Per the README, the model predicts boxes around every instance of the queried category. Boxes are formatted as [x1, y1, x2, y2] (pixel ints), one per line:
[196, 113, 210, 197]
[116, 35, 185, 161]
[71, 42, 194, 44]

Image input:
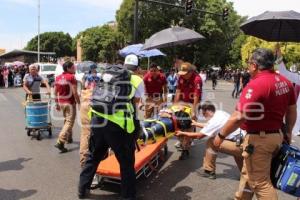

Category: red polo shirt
[177, 71, 202, 103]
[236, 70, 296, 131]
[55, 72, 77, 104]
[143, 72, 167, 95]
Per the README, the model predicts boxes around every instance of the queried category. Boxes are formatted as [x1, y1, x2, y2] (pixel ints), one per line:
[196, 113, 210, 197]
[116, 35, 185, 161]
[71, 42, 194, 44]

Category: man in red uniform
[174, 62, 202, 160]
[214, 48, 296, 200]
[143, 63, 167, 118]
[54, 61, 80, 153]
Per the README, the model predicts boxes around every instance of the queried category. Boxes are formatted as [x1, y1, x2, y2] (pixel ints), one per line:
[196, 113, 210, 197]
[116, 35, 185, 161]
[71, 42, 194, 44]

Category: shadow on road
[0, 158, 32, 172]
[136, 147, 200, 200]
[215, 161, 240, 181]
[68, 141, 80, 152]
[0, 188, 37, 200]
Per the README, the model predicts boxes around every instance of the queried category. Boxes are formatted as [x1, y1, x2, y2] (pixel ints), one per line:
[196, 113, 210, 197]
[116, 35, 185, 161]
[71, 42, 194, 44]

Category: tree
[77, 25, 125, 63]
[241, 36, 300, 67]
[116, 0, 245, 68]
[25, 32, 73, 57]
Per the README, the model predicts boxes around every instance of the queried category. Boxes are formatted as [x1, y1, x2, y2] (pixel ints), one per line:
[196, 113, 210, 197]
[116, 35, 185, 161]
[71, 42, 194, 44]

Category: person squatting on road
[175, 101, 244, 179]
[23, 63, 51, 101]
[214, 48, 297, 200]
[78, 54, 145, 200]
[174, 62, 202, 160]
[54, 61, 80, 153]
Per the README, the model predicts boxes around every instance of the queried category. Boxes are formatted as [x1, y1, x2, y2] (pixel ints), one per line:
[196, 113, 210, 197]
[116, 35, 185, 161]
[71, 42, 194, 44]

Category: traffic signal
[185, 0, 193, 15]
[222, 7, 229, 20]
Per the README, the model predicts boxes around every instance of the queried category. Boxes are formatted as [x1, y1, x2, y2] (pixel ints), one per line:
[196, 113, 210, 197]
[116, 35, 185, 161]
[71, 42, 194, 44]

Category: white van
[37, 63, 57, 86]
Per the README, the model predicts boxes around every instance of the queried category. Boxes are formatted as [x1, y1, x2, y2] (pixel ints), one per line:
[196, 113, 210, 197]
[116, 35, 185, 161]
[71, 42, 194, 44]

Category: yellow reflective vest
[89, 74, 143, 134]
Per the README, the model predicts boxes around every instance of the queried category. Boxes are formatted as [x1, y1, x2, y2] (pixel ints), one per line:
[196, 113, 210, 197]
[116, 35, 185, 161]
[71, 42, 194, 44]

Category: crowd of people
[8, 47, 298, 200]
[0, 65, 28, 88]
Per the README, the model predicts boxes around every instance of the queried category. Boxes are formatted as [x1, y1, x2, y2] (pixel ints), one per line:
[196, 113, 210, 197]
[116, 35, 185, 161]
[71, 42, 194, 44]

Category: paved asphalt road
[0, 81, 297, 200]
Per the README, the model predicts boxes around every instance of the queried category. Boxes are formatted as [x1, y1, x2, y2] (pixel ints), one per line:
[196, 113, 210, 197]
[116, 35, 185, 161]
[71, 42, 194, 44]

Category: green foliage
[241, 36, 300, 67]
[77, 25, 125, 63]
[25, 32, 73, 57]
[116, 0, 245, 69]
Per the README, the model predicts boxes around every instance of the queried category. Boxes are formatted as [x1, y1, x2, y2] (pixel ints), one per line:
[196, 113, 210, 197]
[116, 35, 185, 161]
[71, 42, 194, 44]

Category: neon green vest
[90, 74, 143, 134]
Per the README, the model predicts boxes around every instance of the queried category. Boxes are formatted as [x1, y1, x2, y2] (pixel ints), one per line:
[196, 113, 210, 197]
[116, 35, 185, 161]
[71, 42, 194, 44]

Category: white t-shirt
[199, 73, 206, 83]
[201, 110, 244, 140]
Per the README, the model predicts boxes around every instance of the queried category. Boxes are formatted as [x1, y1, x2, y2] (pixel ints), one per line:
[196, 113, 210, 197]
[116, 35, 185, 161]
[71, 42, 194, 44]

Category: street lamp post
[37, 0, 40, 63]
[134, 0, 139, 43]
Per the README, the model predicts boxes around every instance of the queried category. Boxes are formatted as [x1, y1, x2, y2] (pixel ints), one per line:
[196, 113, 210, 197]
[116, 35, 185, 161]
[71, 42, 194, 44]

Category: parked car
[37, 63, 57, 86]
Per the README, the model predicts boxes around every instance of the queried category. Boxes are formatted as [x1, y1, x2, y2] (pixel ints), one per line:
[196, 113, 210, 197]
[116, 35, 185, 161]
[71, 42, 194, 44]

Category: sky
[0, 0, 299, 51]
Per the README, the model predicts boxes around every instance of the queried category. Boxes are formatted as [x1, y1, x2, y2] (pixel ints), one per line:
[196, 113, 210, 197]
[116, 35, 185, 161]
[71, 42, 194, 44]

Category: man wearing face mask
[143, 63, 167, 119]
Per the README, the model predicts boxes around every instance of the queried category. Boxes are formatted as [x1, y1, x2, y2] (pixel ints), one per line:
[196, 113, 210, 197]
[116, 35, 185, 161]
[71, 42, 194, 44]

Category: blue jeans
[232, 83, 240, 98]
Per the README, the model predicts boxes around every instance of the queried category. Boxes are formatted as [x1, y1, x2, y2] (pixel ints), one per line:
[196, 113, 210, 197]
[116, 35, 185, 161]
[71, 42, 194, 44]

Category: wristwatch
[218, 132, 226, 140]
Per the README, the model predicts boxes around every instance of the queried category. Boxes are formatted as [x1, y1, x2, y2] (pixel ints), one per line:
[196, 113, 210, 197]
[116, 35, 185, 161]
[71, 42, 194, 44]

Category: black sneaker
[199, 169, 216, 179]
[54, 141, 68, 153]
[179, 150, 189, 160]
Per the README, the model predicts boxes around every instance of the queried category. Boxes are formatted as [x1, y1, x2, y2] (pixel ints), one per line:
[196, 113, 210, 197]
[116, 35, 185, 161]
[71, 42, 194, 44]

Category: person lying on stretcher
[175, 101, 245, 179]
[139, 104, 193, 145]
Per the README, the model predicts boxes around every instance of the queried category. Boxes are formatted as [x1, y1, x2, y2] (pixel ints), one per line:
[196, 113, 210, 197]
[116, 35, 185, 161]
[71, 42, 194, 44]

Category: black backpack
[90, 65, 132, 115]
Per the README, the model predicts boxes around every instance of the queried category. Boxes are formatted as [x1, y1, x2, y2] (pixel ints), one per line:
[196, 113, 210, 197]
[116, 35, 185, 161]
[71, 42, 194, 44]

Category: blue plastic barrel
[26, 102, 49, 128]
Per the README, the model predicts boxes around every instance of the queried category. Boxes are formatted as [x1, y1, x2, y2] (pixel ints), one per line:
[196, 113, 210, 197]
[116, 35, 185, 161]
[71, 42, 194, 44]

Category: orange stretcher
[95, 137, 168, 184]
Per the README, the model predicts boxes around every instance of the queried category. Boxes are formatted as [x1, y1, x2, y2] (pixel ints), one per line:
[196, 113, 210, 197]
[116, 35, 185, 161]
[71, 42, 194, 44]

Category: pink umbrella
[13, 61, 25, 67]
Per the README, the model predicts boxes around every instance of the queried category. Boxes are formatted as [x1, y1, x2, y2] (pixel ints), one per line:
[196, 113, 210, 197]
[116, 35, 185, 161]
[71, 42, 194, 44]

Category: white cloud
[2, 0, 36, 7]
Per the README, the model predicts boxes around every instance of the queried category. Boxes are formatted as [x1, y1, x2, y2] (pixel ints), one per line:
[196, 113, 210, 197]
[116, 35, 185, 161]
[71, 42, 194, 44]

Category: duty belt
[247, 130, 280, 135]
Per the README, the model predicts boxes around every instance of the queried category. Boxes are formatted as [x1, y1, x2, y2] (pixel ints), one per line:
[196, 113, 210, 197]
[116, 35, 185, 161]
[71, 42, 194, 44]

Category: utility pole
[134, 0, 139, 43]
[37, 0, 40, 63]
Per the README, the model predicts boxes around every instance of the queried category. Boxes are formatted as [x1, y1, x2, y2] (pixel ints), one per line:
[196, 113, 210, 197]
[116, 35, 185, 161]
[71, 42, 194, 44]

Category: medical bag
[271, 143, 300, 197]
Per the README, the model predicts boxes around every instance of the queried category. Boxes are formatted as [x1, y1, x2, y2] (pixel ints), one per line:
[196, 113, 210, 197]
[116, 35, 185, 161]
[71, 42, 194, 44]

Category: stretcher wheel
[27, 129, 31, 136]
[164, 145, 168, 156]
[48, 128, 52, 137]
[36, 131, 41, 140]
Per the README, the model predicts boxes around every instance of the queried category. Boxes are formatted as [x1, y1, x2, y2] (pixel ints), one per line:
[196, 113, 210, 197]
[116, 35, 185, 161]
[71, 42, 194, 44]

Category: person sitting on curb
[175, 101, 244, 179]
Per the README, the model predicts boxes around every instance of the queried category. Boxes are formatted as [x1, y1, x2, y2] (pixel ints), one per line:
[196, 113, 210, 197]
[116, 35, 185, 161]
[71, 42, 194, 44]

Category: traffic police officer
[78, 54, 145, 200]
[214, 48, 296, 200]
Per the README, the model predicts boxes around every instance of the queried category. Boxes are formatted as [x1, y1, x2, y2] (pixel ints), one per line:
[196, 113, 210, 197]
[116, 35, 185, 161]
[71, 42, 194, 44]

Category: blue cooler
[26, 102, 49, 128]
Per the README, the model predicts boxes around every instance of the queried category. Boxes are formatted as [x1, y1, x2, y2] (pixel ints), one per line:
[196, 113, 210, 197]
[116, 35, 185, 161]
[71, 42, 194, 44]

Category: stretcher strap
[145, 128, 156, 140]
[144, 119, 157, 123]
[156, 120, 168, 137]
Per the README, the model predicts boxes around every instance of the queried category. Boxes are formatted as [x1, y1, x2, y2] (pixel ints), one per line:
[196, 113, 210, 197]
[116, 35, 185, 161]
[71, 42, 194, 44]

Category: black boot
[179, 150, 189, 160]
[54, 141, 68, 153]
[78, 187, 90, 199]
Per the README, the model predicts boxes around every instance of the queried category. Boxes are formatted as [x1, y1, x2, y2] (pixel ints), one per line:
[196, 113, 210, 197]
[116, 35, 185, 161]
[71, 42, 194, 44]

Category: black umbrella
[142, 26, 205, 50]
[240, 10, 300, 42]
